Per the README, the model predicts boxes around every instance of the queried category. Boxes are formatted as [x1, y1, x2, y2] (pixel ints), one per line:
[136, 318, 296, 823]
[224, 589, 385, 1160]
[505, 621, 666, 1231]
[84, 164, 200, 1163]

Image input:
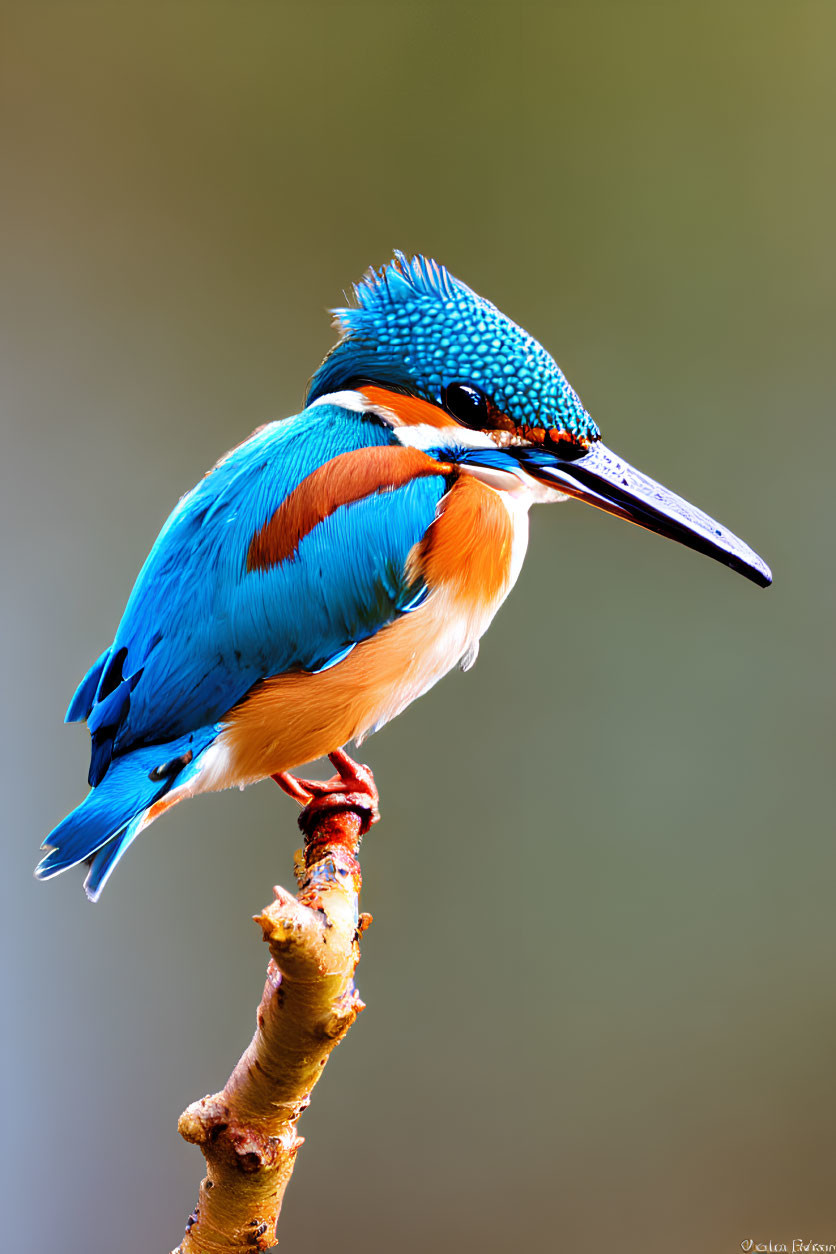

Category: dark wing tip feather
[65, 647, 111, 723]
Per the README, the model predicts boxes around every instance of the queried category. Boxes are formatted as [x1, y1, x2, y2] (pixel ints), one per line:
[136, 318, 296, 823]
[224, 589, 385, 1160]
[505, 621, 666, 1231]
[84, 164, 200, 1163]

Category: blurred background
[2, 4, 834, 1251]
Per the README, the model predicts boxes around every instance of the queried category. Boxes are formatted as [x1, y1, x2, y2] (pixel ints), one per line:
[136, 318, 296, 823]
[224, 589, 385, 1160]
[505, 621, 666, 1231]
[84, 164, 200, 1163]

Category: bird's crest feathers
[338, 252, 472, 331]
[308, 252, 600, 441]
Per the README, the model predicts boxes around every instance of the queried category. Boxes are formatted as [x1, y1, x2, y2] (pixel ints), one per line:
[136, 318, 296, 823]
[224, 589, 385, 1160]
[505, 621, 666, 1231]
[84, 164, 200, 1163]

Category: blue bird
[36, 254, 772, 899]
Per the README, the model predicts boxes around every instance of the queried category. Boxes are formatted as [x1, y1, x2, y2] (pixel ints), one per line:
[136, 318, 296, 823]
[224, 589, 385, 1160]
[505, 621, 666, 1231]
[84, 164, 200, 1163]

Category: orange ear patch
[360, 385, 459, 429]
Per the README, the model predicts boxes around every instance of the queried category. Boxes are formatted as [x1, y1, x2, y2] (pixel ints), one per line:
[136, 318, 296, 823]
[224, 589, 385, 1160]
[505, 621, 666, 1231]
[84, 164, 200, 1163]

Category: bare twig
[172, 802, 372, 1253]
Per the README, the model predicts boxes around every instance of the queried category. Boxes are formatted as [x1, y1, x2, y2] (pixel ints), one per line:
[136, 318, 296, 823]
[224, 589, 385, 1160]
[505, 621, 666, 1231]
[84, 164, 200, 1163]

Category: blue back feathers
[45, 252, 598, 896]
[66, 403, 449, 779]
[308, 252, 600, 441]
[43, 398, 452, 893]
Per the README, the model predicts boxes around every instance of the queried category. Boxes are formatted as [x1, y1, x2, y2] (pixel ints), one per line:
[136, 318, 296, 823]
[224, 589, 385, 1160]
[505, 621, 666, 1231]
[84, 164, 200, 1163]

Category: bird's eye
[441, 382, 490, 428]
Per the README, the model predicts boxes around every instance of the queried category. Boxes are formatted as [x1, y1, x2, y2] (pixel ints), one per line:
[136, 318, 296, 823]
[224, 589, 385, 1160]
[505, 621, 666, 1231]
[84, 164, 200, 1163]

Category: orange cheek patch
[247, 445, 449, 572]
[360, 385, 459, 429]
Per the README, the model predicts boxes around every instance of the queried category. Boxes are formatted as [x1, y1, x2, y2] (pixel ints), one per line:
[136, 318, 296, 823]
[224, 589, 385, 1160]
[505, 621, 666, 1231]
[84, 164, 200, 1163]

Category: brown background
[2, 4, 834, 1252]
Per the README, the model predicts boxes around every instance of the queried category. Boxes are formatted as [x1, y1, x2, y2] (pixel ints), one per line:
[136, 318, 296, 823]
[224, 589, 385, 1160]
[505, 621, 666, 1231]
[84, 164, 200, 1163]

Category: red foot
[272, 748, 380, 836]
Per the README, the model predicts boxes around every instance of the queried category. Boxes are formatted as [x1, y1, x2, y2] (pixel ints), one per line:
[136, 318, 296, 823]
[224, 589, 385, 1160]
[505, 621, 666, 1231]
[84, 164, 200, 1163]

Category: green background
[3, 4, 834, 1252]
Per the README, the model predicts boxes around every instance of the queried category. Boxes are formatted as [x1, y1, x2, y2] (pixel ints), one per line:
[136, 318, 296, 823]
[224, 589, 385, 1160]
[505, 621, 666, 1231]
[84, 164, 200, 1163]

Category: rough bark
[172, 804, 371, 1253]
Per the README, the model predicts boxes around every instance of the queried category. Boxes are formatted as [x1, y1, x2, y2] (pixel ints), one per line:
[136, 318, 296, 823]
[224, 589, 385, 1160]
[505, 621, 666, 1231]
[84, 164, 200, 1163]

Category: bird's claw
[272, 749, 380, 836]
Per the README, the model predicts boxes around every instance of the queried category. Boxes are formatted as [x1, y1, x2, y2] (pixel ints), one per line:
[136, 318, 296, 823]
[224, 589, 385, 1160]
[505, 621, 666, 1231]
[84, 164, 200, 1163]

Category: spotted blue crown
[307, 252, 600, 440]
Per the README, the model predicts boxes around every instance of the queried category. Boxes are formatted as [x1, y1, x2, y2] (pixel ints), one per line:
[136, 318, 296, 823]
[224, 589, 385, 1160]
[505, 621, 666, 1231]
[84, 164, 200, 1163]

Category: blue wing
[69, 403, 449, 784]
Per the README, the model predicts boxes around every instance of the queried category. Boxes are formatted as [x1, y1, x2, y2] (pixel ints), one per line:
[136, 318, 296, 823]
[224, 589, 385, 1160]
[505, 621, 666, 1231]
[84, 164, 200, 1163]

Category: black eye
[441, 382, 489, 428]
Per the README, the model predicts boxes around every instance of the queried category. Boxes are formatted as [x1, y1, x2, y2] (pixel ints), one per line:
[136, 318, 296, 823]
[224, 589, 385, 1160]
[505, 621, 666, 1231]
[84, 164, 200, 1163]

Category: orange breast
[407, 471, 515, 611]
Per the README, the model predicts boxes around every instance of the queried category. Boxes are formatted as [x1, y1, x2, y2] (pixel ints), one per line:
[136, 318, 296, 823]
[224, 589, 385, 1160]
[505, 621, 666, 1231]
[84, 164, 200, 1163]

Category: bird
[36, 253, 772, 900]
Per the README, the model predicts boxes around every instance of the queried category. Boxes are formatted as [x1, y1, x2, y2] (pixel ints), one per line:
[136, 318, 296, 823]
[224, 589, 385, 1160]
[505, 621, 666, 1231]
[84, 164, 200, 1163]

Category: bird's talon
[273, 751, 379, 835]
[271, 772, 313, 804]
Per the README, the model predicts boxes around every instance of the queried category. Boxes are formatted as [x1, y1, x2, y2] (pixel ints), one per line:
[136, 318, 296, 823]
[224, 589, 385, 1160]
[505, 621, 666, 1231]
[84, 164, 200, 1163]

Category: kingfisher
[36, 253, 772, 900]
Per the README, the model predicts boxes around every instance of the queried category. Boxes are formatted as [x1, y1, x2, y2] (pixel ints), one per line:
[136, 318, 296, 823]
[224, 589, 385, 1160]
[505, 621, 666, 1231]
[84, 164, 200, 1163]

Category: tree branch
[172, 802, 372, 1253]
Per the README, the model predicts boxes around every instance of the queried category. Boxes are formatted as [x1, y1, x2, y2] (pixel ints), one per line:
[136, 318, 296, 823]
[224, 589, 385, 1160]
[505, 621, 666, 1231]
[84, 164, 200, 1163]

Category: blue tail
[36, 726, 220, 901]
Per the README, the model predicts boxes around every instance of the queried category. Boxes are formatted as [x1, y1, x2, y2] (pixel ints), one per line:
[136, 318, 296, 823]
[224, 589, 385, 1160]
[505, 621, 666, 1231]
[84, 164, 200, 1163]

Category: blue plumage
[39, 398, 449, 894]
[40, 252, 772, 899]
[37, 726, 221, 899]
[65, 646, 110, 723]
[309, 251, 601, 441]
[76, 404, 445, 762]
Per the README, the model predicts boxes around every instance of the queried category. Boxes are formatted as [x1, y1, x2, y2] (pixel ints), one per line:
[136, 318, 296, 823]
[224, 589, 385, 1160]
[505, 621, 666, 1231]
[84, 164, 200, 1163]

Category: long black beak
[519, 441, 772, 588]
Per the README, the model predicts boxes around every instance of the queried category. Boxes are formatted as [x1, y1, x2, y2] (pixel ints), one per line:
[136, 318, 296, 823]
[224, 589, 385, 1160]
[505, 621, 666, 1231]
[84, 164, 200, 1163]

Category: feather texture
[73, 402, 451, 784]
[36, 724, 221, 893]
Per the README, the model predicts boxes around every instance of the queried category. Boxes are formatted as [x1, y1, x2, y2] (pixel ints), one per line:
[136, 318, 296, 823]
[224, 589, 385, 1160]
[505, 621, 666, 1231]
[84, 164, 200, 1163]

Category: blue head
[308, 253, 771, 588]
[307, 252, 600, 449]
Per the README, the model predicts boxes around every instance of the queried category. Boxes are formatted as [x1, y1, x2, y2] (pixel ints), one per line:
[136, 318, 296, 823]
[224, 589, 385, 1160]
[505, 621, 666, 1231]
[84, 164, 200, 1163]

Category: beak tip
[527, 441, 774, 591]
[733, 545, 772, 589]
